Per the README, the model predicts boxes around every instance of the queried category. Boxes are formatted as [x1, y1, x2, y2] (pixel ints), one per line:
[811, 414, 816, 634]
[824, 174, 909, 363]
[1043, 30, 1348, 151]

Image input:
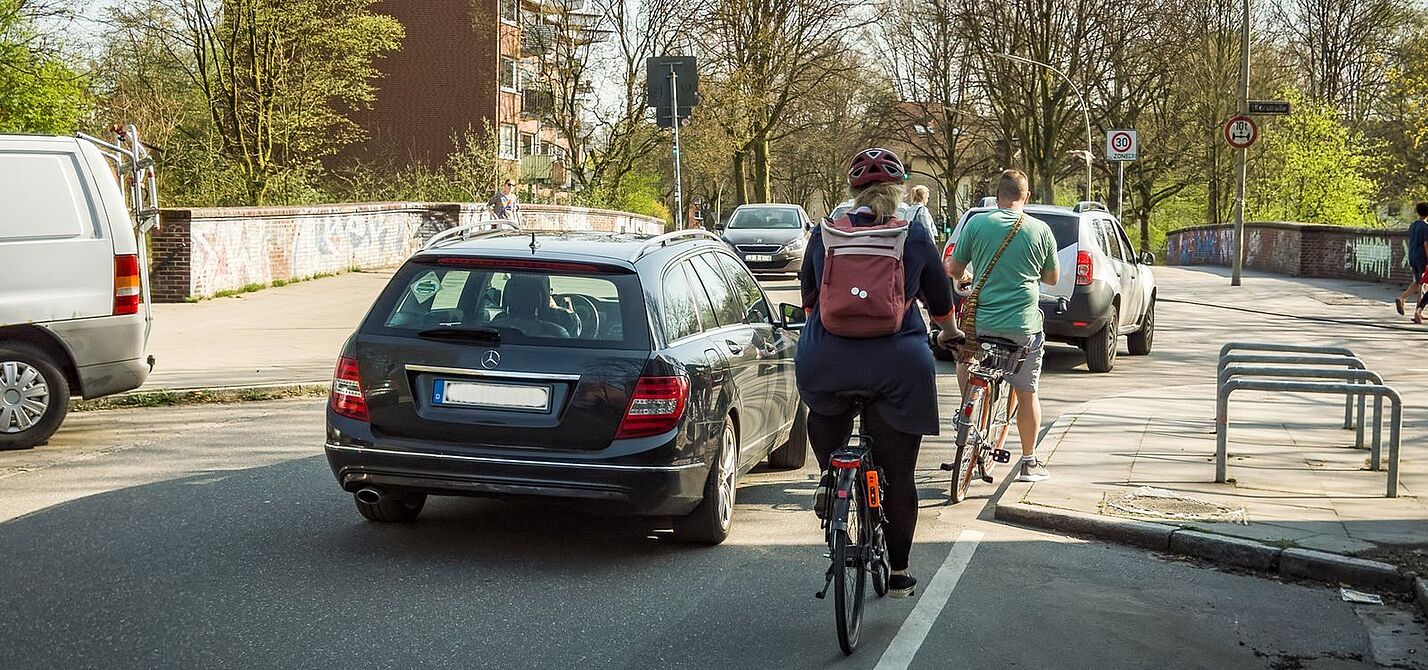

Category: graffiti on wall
[1166, 227, 1232, 265]
[191, 221, 272, 296]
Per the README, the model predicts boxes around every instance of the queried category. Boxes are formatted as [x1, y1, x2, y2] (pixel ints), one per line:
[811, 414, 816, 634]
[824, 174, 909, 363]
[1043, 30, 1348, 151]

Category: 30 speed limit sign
[1105, 130, 1138, 161]
[1224, 115, 1258, 149]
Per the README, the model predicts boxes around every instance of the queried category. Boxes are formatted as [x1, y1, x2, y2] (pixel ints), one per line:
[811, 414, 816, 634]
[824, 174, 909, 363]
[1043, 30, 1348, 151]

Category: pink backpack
[818, 214, 911, 338]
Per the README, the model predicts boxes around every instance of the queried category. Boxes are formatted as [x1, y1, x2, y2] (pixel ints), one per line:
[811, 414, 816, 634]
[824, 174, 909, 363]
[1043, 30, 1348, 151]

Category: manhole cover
[1310, 292, 1381, 307]
[1103, 487, 1246, 523]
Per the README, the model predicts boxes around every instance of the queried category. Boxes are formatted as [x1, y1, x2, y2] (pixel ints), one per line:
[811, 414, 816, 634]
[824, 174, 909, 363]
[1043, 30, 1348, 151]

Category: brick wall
[149, 202, 665, 301]
[1166, 222, 1414, 285]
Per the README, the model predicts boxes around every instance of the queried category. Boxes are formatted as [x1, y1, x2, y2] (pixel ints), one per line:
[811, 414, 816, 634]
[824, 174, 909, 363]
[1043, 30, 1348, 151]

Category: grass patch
[189, 271, 342, 301]
[71, 384, 329, 412]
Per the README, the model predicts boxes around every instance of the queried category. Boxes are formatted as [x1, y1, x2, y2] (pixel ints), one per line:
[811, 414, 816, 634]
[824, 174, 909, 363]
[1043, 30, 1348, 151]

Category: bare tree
[1271, 0, 1411, 125]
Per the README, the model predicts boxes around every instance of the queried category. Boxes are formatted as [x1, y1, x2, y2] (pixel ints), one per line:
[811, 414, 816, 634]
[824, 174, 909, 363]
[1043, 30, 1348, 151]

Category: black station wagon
[325, 227, 808, 544]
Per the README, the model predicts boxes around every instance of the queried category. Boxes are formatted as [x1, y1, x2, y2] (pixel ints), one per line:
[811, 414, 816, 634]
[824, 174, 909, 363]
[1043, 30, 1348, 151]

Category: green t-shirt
[952, 208, 1059, 337]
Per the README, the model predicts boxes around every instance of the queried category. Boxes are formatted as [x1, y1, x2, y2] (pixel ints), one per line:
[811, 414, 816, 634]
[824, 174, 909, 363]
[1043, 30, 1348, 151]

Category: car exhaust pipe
[355, 487, 383, 505]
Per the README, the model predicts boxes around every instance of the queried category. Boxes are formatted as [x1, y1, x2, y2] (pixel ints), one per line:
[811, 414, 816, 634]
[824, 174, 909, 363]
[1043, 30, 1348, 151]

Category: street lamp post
[993, 53, 1093, 203]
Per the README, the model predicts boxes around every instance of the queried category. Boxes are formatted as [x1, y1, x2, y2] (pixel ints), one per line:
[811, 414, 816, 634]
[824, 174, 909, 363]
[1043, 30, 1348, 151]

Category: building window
[520, 133, 538, 158]
[501, 0, 519, 23]
[501, 58, 518, 92]
[499, 125, 518, 160]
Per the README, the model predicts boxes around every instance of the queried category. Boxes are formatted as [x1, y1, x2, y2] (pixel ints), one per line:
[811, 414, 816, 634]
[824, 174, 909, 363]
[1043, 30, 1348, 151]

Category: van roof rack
[77, 125, 159, 233]
[629, 229, 722, 262]
[1072, 201, 1109, 214]
[421, 220, 520, 250]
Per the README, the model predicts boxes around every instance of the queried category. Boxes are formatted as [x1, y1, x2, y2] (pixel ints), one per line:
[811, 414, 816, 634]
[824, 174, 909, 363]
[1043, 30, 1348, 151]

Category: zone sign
[1105, 130, 1138, 161]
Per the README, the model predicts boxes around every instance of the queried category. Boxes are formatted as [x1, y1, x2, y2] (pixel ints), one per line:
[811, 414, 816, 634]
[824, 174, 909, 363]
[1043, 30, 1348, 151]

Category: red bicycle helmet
[847, 148, 905, 188]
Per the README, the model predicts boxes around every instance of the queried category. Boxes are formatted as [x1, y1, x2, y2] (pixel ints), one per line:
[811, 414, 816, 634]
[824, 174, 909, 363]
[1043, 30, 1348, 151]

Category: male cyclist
[945, 170, 1059, 482]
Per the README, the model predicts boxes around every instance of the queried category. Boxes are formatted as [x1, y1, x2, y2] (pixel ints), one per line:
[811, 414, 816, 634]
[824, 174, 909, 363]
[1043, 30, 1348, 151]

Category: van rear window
[367, 259, 650, 350]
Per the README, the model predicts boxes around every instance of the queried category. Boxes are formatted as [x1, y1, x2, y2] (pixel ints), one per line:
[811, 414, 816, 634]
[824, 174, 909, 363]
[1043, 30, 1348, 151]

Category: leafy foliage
[1250, 92, 1377, 225]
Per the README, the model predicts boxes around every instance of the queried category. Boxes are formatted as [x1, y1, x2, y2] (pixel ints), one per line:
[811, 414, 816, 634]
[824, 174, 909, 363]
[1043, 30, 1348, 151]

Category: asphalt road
[1, 268, 1423, 669]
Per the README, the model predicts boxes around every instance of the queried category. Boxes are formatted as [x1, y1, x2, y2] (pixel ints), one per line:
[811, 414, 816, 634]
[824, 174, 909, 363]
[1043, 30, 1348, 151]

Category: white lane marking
[873, 529, 985, 670]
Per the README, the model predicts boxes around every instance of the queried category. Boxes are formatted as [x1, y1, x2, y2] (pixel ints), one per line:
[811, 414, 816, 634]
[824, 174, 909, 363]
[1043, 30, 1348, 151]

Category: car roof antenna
[529, 232, 540, 254]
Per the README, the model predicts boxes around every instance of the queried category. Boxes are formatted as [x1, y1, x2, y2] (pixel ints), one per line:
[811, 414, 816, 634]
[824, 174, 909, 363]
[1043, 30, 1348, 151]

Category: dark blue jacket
[795, 211, 954, 435]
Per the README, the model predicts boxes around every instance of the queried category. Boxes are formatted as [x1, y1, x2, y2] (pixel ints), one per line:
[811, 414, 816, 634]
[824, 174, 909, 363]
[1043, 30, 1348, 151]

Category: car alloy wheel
[716, 425, 738, 531]
[0, 361, 49, 434]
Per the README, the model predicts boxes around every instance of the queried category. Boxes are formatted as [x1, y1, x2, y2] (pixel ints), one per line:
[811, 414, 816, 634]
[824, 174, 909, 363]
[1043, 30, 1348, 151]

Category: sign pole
[669, 65, 684, 230]
[1117, 161, 1125, 220]
[1232, 0, 1250, 287]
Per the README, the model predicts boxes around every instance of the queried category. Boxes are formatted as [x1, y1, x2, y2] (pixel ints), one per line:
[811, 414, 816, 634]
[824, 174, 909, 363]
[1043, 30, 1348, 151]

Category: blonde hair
[908, 184, 930, 205]
[851, 181, 904, 219]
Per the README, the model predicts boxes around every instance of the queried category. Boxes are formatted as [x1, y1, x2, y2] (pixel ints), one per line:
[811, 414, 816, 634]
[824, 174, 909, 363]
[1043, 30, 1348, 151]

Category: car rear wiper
[416, 327, 502, 343]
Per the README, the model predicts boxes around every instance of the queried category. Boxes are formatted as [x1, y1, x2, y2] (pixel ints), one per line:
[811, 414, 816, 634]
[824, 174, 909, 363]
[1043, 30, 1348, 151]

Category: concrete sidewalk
[141, 270, 392, 390]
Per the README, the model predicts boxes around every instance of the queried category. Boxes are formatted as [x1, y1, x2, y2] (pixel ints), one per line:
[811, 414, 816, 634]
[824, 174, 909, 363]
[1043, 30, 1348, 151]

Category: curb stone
[1415, 578, 1428, 619]
[69, 383, 330, 412]
[995, 500, 1412, 594]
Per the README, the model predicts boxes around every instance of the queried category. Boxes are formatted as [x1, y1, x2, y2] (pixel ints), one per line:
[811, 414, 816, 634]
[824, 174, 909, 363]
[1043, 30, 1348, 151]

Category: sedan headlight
[782, 237, 807, 252]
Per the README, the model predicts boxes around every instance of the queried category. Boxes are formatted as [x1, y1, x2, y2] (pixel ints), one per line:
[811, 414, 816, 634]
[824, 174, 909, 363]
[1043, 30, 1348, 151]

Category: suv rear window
[367, 258, 650, 350]
[956, 210, 1079, 250]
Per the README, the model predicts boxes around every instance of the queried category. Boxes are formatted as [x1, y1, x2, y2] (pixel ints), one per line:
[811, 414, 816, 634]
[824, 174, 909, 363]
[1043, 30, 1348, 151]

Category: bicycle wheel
[832, 470, 867, 655]
[870, 523, 890, 597]
[988, 387, 1016, 453]
[950, 386, 984, 503]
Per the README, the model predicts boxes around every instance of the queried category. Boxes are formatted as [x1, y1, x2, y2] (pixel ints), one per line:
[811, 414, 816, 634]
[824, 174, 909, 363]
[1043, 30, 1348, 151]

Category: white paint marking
[873, 529, 985, 670]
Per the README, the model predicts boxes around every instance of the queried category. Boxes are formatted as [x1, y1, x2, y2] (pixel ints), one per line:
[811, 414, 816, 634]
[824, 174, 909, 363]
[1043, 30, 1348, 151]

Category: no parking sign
[1106, 130, 1138, 161]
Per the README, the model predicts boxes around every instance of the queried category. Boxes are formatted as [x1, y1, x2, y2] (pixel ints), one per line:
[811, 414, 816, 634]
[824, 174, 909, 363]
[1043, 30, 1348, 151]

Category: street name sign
[1224, 115, 1258, 149]
[1248, 100, 1292, 116]
[1106, 129, 1138, 161]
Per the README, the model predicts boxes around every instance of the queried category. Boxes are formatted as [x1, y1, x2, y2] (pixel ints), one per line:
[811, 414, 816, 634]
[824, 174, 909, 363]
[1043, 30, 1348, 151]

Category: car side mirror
[779, 303, 806, 330]
[1139, 251, 1155, 266]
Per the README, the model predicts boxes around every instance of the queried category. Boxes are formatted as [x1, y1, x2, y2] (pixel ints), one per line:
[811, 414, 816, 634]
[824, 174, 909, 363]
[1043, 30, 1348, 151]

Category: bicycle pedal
[981, 473, 995, 484]
[938, 462, 954, 471]
[992, 449, 1012, 463]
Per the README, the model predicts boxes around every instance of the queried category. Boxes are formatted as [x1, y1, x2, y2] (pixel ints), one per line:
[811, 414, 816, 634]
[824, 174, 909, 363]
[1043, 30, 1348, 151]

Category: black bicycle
[815, 394, 891, 655]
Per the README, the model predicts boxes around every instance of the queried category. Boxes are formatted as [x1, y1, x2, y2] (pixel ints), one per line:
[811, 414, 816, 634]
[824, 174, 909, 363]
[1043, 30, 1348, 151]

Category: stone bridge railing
[1165, 222, 1414, 285]
[149, 202, 667, 301]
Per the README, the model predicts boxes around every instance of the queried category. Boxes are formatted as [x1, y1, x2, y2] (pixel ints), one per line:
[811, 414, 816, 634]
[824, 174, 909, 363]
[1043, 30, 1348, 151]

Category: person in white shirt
[906, 184, 938, 241]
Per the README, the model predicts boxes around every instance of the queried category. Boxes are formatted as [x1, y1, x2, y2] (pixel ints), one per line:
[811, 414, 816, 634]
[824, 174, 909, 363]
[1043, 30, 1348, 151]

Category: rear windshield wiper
[416, 327, 502, 343]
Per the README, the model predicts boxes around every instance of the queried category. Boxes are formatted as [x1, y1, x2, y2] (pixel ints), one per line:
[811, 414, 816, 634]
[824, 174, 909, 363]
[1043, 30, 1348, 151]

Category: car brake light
[330, 356, 370, 421]
[943, 243, 955, 261]
[114, 254, 141, 315]
[1076, 250, 1094, 286]
[616, 375, 689, 439]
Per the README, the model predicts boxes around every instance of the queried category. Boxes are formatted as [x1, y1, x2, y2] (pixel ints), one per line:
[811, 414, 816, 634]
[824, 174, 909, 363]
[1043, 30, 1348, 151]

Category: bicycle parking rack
[1215, 343, 1404, 498]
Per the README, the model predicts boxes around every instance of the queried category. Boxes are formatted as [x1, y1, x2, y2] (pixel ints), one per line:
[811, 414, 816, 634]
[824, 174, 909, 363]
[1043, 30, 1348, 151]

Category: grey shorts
[980, 331, 1045, 393]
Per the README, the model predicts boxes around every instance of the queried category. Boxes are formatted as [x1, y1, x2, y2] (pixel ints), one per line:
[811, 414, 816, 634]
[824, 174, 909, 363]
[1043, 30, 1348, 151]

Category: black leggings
[809, 405, 922, 572]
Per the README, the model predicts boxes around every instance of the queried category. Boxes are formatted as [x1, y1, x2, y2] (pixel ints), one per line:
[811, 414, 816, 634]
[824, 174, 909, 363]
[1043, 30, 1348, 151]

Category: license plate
[433, 380, 550, 411]
[746, 254, 773, 262]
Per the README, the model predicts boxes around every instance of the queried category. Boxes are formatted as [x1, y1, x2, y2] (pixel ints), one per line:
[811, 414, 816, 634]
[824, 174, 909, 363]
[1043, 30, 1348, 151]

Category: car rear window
[366, 258, 650, 350]
[956, 210, 1080, 250]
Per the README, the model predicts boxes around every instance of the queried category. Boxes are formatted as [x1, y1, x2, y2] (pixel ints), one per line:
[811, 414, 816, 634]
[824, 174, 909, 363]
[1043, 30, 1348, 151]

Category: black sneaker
[813, 471, 832, 520]
[888, 574, 917, 599]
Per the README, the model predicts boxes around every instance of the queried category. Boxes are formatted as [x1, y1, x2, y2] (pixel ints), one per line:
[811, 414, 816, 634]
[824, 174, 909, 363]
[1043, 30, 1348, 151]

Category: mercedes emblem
[482, 350, 501, 369]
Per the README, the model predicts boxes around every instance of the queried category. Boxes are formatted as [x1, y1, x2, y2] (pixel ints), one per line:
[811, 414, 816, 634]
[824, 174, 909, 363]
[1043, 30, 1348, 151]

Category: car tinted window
[662, 262, 703, 342]
[714, 252, 773, 324]
[728, 206, 803, 229]
[689, 253, 744, 327]
[682, 261, 718, 332]
[1097, 220, 1126, 261]
[371, 259, 649, 349]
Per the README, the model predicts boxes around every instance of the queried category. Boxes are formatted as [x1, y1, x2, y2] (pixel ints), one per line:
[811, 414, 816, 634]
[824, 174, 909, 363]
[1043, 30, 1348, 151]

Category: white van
[0, 129, 157, 449]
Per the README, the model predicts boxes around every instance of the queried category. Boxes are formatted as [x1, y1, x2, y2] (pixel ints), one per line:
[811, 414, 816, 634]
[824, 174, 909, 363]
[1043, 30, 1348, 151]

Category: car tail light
[1075, 250, 1094, 286]
[330, 356, 370, 421]
[616, 375, 689, 439]
[114, 254, 142, 315]
[942, 243, 955, 262]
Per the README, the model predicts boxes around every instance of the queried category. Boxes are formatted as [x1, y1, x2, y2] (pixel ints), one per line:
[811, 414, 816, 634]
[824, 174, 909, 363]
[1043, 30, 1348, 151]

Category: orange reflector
[865, 470, 881, 508]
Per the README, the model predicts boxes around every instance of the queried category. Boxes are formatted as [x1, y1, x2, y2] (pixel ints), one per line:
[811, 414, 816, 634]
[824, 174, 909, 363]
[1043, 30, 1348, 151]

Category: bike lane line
[873, 529, 985, 670]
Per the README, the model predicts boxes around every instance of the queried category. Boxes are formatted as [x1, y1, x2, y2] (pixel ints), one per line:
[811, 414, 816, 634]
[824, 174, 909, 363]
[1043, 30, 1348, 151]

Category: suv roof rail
[1072, 201, 1109, 214]
[629, 229, 722, 262]
[421, 220, 520, 250]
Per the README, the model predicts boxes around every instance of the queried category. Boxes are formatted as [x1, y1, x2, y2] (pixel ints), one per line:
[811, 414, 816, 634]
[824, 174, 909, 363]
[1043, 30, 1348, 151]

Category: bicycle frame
[947, 341, 1027, 501]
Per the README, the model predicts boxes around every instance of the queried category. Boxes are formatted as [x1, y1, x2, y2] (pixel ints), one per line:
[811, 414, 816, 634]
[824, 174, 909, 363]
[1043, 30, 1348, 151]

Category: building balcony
[522, 88, 555, 119]
[521, 154, 570, 187]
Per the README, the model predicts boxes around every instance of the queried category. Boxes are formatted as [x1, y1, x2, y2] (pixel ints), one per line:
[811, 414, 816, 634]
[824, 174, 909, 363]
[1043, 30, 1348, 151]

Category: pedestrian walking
[488, 179, 520, 223]
[906, 184, 938, 241]
[1397, 202, 1428, 322]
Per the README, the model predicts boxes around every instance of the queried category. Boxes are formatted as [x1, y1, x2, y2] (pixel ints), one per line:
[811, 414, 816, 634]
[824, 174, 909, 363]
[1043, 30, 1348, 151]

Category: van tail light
[1075, 250, 1094, 286]
[114, 254, 142, 315]
[330, 356, 370, 422]
[616, 375, 689, 439]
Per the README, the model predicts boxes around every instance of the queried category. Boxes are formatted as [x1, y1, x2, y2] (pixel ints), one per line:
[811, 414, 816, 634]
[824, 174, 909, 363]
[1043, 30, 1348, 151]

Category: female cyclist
[796, 148, 962, 598]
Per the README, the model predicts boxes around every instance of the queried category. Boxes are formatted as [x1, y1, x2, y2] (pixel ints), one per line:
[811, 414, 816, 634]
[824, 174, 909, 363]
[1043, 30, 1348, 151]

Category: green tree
[0, 0, 87, 134]
[1250, 92, 1377, 225]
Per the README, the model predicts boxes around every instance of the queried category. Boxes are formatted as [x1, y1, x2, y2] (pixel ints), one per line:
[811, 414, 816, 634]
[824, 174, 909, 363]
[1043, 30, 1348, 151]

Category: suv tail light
[330, 356, 370, 421]
[616, 375, 689, 439]
[114, 254, 142, 315]
[1075, 250, 1094, 286]
[942, 243, 955, 262]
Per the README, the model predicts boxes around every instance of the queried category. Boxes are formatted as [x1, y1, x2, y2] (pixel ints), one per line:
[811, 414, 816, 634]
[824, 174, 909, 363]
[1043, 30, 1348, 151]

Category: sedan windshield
[728, 207, 802, 229]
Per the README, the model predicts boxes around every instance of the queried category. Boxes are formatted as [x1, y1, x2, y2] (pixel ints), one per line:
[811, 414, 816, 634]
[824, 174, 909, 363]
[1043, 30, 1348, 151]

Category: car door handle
[725, 340, 745, 355]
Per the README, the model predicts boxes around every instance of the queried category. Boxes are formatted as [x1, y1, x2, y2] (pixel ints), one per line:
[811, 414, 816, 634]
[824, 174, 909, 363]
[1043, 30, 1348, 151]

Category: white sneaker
[1015, 458, 1050, 482]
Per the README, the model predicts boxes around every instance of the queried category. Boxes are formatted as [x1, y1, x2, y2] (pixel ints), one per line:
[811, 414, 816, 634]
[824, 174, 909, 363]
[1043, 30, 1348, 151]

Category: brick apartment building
[349, 0, 571, 190]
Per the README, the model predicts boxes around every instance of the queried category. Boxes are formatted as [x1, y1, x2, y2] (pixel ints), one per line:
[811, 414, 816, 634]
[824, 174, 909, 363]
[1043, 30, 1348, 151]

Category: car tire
[1085, 306, 1118, 373]
[1128, 301, 1154, 356]
[354, 491, 426, 523]
[674, 416, 738, 545]
[0, 343, 70, 451]
[768, 403, 808, 470]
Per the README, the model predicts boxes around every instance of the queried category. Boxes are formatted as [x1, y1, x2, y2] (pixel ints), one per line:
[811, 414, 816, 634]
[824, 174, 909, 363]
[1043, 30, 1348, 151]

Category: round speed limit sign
[1224, 115, 1258, 149]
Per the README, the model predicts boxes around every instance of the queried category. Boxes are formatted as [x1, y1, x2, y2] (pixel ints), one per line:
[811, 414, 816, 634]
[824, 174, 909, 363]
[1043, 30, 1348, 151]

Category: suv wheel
[768, 403, 808, 469]
[674, 416, 738, 545]
[0, 344, 70, 451]
[354, 490, 427, 523]
[1128, 301, 1155, 356]
[1085, 307, 1118, 373]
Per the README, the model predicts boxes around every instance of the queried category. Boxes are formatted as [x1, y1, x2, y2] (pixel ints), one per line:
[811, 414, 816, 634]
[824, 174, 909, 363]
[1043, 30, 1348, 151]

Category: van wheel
[354, 491, 426, 523]
[768, 403, 808, 469]
[0, 344, 70, 451]
[1128, 302, 1155, 356]
[674, 416, 738, 545]
[1085, 307, 1118, 373]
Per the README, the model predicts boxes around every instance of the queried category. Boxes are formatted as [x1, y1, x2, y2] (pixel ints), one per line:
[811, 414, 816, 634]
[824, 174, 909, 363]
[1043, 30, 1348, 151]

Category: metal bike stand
[1218, 365, 1386, 453]
[1218, 353, 1370, 443]
[1218, 343, 1360, 430]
